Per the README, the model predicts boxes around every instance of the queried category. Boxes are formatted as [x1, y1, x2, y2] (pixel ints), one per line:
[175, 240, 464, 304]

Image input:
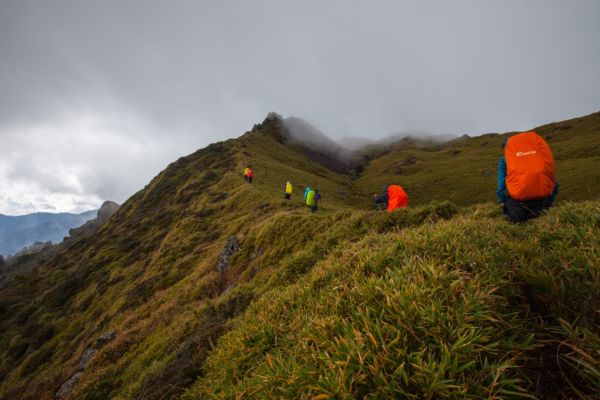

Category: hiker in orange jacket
[373, 185, 408, 212]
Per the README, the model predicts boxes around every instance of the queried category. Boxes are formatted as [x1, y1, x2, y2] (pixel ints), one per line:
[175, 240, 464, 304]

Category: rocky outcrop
[96, 331, 116, 343]
[77, 348, 98, 371]
[55, 372, 83, 399]
[216, 236, 240, 273]
[67, 201, 120, 239]
[97, 201, 120, 222]
[265, 111, 282, 122]
[56, 331, 116, 399]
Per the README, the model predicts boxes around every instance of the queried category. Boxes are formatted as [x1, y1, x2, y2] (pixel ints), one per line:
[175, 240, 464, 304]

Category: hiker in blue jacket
[303, 186, 311, 202]
[497, 136, 558, 222]
[496, 138, 559, 208]
[496, 154, 508, 207]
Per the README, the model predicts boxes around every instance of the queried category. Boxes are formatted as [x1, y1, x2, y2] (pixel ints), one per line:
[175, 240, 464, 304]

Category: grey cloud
[283, 116, 350, 154]
[1, 0, 599, 213]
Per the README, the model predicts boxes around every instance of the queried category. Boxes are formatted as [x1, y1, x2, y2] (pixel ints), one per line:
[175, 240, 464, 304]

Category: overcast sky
[1, 0, 599, 215]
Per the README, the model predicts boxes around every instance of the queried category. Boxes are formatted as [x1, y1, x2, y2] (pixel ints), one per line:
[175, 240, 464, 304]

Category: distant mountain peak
[265, 111, 283, 122]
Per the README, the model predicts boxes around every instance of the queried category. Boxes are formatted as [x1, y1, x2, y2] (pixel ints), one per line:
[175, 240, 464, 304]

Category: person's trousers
[504, 196, 552, 222]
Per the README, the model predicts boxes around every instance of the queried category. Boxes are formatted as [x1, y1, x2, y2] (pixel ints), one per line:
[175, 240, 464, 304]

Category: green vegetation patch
[185, 202, 600, 399]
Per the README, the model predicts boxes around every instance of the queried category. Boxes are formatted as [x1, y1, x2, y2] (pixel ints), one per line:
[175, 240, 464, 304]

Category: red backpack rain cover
[387, 185, 408, 212]
[505, 131, 555, 201]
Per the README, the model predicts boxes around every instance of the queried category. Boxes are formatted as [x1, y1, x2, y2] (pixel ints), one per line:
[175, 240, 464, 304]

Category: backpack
[387, 185, 408, 211]
[505, 131, 555, 201]
[306, 190, 316, 206]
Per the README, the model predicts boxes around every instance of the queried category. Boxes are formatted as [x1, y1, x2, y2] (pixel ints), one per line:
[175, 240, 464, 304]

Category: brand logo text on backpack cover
[515, 150, 537, 157]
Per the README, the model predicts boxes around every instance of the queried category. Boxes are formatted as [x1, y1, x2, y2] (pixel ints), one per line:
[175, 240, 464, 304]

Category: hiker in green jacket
[306, 188, 317, 212]
[306, 189, 321, 212]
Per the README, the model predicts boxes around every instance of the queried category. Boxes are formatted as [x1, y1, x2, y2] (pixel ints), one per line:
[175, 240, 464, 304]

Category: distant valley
[0, 201, 119, 257]
[0, 210, 97, 256]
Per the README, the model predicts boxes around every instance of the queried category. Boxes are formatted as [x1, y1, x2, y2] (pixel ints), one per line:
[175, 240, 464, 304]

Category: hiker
[243, 166, 254, 184]
[497, 131, 558, 222]
[285, 181, 293, 200]
[303, 186, 311, 202]
[306, 188, 318, 212]
[373, 184, 408, 212]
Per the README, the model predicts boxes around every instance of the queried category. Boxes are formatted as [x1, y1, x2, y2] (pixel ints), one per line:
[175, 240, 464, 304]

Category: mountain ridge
[0, 111, 598, 399]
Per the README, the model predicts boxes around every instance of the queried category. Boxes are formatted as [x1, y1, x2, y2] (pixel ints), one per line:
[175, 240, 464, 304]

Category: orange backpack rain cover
[387, 185, 408, 212]
[505, 131, 555, 201]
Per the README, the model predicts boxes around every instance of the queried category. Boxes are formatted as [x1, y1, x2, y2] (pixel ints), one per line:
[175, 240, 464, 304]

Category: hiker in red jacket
[373, 185, 408, 212]
[243, 166, 254, 184]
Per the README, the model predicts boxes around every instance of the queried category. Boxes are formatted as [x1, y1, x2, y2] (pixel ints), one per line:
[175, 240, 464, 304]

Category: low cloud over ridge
[1, 1, 599, 213]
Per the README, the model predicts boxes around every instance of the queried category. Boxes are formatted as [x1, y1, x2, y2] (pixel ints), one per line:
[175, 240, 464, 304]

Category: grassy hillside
[0, 116, 365, 400]
[184, 201, 600, 399]
[354, 111, 600, 206]
[0, 112, 599, 399]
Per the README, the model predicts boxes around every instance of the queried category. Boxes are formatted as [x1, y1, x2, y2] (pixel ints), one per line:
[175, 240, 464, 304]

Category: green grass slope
[0, 116, 367, 400]
[353, 111, 600, 206]
[183, 201, 600, 399]
[0, 113, 598, 399]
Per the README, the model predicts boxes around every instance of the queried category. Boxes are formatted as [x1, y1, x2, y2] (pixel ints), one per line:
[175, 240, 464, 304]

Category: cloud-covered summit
[1, 0, 599, 214]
